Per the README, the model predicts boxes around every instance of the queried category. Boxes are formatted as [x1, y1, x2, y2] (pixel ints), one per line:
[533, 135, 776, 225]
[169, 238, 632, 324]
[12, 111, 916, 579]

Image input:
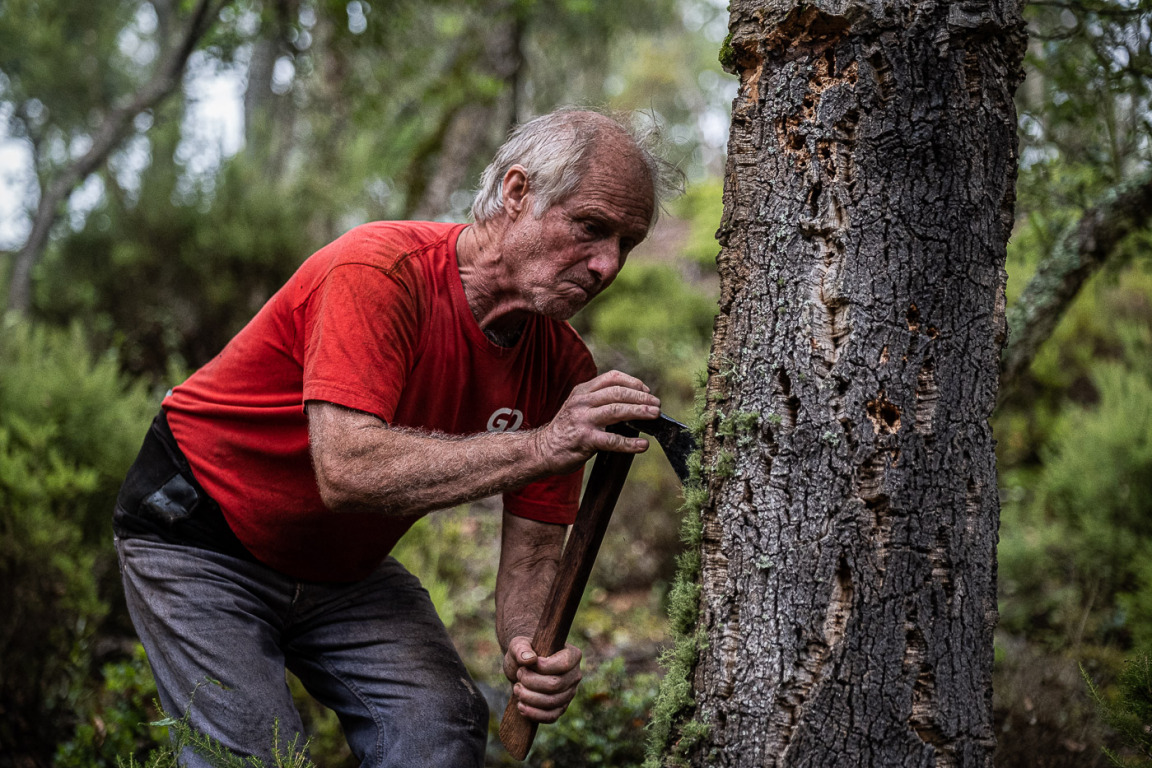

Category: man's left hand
[503, 636, 583, 723]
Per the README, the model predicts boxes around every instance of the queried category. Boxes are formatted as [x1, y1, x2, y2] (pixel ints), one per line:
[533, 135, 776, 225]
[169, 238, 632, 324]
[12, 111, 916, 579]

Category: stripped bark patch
[822, 555, 854, 649]
[915, 358, 939, 435]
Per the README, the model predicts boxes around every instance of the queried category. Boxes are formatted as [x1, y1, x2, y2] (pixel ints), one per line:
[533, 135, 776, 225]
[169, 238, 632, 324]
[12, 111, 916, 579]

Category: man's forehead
[575, 147, 654, 216]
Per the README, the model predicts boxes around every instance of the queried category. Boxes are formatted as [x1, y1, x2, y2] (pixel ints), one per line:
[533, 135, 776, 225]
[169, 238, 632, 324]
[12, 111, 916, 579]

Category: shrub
[0, 319, 155, 762]
[527, 657, 659, 768]
[999, 359, 1152, 650]
[575, 262, 716, 399]
[1085, 653, 1152, 767]
[54, 644, 165, 767]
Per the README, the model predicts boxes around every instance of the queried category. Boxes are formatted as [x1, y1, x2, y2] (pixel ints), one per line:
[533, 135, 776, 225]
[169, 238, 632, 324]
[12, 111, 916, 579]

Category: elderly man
[113, 108, 680, 766]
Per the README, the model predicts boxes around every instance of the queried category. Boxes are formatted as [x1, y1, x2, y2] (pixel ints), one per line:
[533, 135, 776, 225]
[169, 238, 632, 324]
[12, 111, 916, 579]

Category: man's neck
[455, 221, 531, 344]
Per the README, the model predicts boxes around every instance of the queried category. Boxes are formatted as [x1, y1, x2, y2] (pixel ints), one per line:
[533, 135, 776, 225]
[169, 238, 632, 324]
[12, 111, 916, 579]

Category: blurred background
[1, 0, 1150, 765]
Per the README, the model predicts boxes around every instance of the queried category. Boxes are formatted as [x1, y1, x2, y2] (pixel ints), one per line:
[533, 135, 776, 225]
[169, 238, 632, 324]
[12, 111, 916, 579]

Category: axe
[498, 413, 696, 760]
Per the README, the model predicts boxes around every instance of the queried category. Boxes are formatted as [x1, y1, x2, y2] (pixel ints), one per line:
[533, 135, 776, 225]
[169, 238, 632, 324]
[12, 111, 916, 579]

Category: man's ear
[502, 165, 530, 220]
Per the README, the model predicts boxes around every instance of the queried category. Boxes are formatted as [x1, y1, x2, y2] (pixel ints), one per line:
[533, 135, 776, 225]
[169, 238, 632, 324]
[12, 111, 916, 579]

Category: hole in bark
[866, 392, 901, 434]
[806, 180, 823, 216]
[826, 296, 850, 338]
[836, 108, 860, 141]
[785, 394, 801, 427]
[776, 368, 801, 430]
[777, 114, 809, 164]
[879, 345, 890, 365]
[907, 303, 921, 332]
[816, 140, 837, 179]
[778, 367, 793, 397]
[822, 47, 836, 78]
[769, 7, 851, 58]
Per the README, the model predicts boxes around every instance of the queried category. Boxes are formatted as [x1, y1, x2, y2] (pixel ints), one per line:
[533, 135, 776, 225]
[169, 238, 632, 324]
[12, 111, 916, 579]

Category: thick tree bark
[4, 0, 227, 315]
[663, 0, 1026, 765]
[999, 169, 1152, 397]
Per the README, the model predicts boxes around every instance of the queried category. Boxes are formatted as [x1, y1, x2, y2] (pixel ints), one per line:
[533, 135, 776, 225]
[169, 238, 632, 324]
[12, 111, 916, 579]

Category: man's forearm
[495, 512, 565, 650]
[309, 402, 555, 517]
[308, 371, 661, 518]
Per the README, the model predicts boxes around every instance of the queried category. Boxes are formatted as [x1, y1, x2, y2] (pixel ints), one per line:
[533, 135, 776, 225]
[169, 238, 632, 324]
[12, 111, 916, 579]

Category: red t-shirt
[164, 221, 597, 582]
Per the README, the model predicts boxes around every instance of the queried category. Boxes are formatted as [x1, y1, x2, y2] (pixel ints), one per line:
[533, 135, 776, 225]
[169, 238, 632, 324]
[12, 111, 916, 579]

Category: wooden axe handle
[498, 439, 637, 760]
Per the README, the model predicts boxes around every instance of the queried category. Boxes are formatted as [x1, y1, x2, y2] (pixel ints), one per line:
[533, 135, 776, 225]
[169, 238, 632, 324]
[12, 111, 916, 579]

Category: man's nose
[586, 240, 624, 286]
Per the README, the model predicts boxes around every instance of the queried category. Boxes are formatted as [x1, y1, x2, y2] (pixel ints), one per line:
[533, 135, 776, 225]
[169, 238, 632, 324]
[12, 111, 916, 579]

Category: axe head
[624, 414, 696, 484]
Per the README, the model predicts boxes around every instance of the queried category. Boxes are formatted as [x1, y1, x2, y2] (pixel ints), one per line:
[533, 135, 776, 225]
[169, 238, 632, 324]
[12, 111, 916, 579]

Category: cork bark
[681, 0, 1026, 765]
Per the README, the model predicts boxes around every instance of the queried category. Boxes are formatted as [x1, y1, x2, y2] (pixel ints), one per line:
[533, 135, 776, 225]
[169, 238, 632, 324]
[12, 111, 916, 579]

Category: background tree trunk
[3, 0, 226, 316]
[665, 0, 1026, 764]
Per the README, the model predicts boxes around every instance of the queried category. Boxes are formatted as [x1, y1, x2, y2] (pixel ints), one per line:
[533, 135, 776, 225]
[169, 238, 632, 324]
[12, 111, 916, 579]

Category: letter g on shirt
[487, 408, 524, 432]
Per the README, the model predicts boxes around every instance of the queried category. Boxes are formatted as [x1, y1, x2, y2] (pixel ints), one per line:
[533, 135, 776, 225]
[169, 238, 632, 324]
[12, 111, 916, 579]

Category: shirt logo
[487, 407, 524, 432]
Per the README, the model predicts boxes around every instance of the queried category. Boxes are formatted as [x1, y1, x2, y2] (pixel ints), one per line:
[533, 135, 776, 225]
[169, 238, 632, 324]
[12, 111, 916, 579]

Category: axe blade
[625, 414, 696, 484]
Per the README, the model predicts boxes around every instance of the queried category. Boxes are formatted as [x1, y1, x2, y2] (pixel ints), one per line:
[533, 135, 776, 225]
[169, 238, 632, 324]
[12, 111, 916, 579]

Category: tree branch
[407, 7, 522, 221]
[999, 168, 1152, 398]
[5, 0, 229, 314]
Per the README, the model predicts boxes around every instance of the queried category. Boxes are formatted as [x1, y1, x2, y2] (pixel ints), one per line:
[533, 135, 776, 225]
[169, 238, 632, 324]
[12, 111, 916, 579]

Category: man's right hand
[532, 370, 660, 475]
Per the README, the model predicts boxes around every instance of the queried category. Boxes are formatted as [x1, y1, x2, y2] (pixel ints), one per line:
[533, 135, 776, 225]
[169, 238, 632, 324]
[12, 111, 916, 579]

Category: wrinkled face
[502, 142, 655, 321]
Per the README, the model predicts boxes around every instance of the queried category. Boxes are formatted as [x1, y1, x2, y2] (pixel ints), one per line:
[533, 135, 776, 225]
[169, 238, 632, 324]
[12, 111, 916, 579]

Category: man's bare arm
[307, 369, 659, 517]
[495, 511, 564, 647]
[496, 511, 582, 723]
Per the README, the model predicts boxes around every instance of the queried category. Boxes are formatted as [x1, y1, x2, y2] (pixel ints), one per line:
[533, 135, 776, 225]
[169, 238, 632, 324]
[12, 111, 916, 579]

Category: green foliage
[0, 0, 141, 148]
[55, 644, 166, 768]
[644, 427, 707, 767]
[1085, 654, 1152, 767]
[1000, 358, 1152, 647]
[391, 507, 500, 633]
[0, 319, 156, 759]
[116, 709, 315, 768]
[35, 151, 316, 379]
[576, 262, 716, 398]
[527, 657, 659, 768]
[997, 263, 1152, 652]
[670, 179, 724, 271]
[718, 32, 736, 70]
[1021, 0, 1152, 181]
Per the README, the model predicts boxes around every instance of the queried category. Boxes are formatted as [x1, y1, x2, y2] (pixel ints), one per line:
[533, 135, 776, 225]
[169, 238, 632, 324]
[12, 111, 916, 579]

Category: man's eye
[581, 221, 602, 237]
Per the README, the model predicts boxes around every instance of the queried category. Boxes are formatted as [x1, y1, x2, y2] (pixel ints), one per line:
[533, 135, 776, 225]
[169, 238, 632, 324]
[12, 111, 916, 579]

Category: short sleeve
[503, 468, 585, 524]
[301, 262, 424, 422]
[502, 335, 599, 526]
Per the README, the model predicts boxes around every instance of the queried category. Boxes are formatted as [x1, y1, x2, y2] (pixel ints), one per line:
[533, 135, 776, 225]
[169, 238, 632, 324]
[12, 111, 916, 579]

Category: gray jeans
[116, 536, 488, 767]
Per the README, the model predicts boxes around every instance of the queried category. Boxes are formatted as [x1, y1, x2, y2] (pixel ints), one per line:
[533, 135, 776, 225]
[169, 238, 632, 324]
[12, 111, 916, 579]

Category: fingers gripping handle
[499, 438, 637, 760]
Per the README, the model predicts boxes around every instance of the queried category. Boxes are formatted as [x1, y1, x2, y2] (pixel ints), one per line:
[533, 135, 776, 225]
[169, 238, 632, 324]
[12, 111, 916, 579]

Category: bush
[999, 358, 1152, 650]
[575, 262, 716, 399]
[527, 657, 659, 768]
[0, 319, 156, 763]
[1085, 653, 1152, 767]
[54, 644, 165, 768]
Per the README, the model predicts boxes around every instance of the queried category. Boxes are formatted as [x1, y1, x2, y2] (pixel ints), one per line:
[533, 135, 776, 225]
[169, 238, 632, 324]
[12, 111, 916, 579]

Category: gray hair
[470, 108, 684, 227]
